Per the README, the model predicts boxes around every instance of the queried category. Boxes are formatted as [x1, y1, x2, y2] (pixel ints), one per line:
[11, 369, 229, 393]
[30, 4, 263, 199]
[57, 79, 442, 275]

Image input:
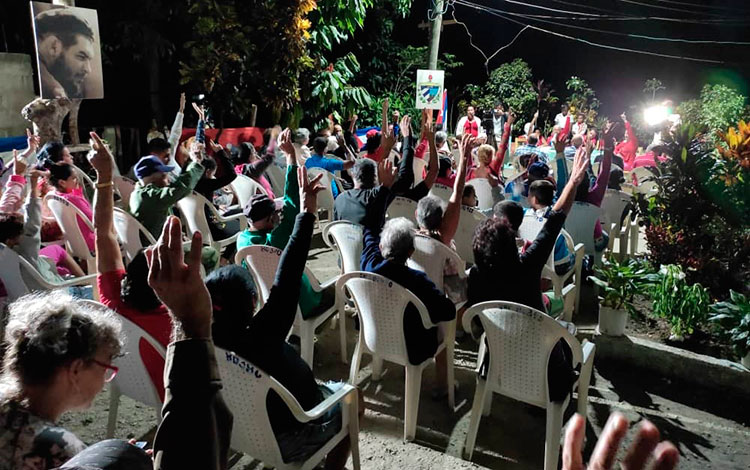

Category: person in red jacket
[616, 113, 639, 170]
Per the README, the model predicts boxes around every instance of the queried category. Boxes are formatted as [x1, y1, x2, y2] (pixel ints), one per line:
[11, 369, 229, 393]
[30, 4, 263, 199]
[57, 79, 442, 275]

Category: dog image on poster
[30, 2, 104, 100]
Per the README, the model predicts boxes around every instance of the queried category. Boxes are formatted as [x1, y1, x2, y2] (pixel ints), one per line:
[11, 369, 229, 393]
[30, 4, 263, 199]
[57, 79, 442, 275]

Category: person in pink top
[615, 113, 638, 170]
[42, 161, 95, 253]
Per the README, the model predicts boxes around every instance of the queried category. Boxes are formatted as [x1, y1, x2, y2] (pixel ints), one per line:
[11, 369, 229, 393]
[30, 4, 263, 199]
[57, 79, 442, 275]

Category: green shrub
[650, 265, 711, 337]
[709, 290, 750, 358]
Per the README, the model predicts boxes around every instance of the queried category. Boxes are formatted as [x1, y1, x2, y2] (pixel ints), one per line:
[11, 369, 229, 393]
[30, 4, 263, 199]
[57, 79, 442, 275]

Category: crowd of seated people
[0, 96, 680, 470]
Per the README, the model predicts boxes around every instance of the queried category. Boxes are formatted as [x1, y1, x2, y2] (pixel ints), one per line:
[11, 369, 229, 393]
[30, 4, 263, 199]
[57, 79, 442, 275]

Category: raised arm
[18, 129, 40, 165]
[588, 125, 616, 206]
[552, 146, 589, 215]
[527, 110, 539, 136]
[0, 151, 27, 213]
[440, 134, 472, 244]
[423, 114, 439, 189]
[90, 132, 124, 274]
[554, 137, 570, 198]
[489, 111, 515, 176]
[201, 141, 237, 192]
[192, 102, 206, 144]
[392, 115, 415, 195]
[167, 93, 186, 175]
[250, 167, 323, 343]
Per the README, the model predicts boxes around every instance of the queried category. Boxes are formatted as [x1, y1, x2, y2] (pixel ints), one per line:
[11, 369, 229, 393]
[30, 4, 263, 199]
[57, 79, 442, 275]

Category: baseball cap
[134, 155, 174, 180]
[243, 194, 282, 222]
[528, 162, 550, 179]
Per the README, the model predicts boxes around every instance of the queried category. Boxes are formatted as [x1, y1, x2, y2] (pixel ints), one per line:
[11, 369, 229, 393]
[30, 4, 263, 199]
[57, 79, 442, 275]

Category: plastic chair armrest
[581, 339, 595, 366]
[273, 381, 357, 423]
[52, 273, 97, 288]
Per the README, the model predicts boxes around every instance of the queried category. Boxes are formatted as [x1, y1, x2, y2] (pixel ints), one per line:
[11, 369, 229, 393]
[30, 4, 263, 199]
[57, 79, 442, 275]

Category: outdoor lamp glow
[644, 105, 668, 126]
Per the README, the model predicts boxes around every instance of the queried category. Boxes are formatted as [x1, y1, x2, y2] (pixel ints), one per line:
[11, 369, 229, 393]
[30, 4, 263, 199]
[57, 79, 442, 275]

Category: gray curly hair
[0, 291, 123, 400]
[416, 195, 445, 232]
[380, 217, 415, 263]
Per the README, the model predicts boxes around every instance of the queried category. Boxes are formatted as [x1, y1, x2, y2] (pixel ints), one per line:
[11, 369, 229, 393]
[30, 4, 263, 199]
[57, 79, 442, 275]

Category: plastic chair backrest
[45, 194, 93, 261]
[235, 245, 281, 305]
[564, 202, 600, 256]
[453, 206, 487, 264]
[466, 178, 494, 211]
[322, 221, 363, 275]
[518, 213, 574, 277]
[231, 174, 267, 209]
[631, 166, 658, 194]
[413, 158, 427, 185]
[305, 167, 335, 212]
[386, 197, 418, 225]
[78, 301, 166, 408]
[175, 192, 214, 243]
[73, 165, 96, 201]
[341, 272, 427, 364]
[466, 301, 580, 408]
[428, 183, 452, 202]
[113, 176, 136, 207]
[601, 189, 631, 229]
[0, 244, 29, 300]
[113, 208, 156, 262]
[265, 164, 286, 197]
[407, 234, 464, 291]
[215, 348, 287, 464]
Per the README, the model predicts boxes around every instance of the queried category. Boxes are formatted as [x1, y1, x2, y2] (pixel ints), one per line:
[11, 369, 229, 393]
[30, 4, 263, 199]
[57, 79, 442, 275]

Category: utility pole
[428, 0, 443, 69]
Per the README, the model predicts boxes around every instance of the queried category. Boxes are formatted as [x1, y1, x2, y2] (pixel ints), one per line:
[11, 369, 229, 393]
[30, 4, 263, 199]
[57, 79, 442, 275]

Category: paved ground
[62, 231, 750, 469]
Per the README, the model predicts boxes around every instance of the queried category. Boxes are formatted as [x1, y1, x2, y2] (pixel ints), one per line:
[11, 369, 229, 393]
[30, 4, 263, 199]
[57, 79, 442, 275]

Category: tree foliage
[465, 59, 538, 129]
[565, 76, 599, 124]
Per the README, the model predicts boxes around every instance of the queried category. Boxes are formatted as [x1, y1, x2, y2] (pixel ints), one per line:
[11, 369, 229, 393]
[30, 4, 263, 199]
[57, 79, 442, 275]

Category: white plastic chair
[601, 189, 632, 259]
[428, 183, 452, 202]
[412, 157, 427, 185]
[322, 221, 363, 277]
[44, 194, 96, 273]
[461, 301, 595, 470]
[305, 168, 336, 225]
[235, 245, 341, 366]
[18, 255, 97, 292]
[176, 192, 247, 254]
[265, 164, 286, 197]
[453, 206, 487, 265]
[631, 166, 659, 195]
[73, 164, 96, 201]
[216, 348, 360, 470]
[113, 208, 155, 263]
[339, 271, 455, 441]
[466, 178, 494, 212]
[407, 234, 467, 308]
[564, 201, 601, 258]
[385, 196, 418, 226]
[76, 304, 166, 439]
[518, 215, 584, 320]
[113, 176, 136, 210]
[230, 174, 269, 208]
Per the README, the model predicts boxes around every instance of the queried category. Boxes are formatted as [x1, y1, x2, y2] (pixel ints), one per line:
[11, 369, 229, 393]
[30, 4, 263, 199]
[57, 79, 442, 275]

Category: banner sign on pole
[416, 69, 444, 110]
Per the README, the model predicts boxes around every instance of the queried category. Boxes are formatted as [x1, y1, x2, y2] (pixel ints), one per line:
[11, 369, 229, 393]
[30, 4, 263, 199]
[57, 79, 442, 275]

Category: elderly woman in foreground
[0, 290, 123, 469]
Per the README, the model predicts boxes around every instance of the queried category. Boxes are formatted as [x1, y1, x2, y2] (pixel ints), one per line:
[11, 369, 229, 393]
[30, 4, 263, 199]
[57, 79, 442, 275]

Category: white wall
[0, 53, 37, 138]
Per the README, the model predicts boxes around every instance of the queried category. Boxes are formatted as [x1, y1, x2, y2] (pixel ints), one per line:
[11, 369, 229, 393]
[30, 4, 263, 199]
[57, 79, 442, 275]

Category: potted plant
[589, 258, 654, 336]
[709, 290, 750, 369]
[650, 264, 711, 340]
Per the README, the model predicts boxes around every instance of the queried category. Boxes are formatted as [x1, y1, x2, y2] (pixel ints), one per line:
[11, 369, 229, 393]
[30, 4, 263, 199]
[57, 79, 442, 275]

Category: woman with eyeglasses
[0, 290, 123, 469]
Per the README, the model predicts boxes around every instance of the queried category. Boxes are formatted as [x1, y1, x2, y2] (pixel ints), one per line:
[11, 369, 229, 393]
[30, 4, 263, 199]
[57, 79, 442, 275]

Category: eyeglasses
[92, 359, 119, 382]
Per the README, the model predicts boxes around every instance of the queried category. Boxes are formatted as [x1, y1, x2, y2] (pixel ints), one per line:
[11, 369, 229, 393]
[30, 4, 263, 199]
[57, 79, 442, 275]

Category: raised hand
[620, 112, 627, 123]
[190, 141, 205, 163]
[25, 128, 40, 155]
[563, 413, 678, 470]
[146, 216, 212, 340]
[459, 134, 475, 164]
[278, 128, 296, 159]
[570, 145, 590, 186]
[508, 111, 517, 125]
[376, 158, 397, 189]
[179, 93, 186, 114]
[298, 166, 325, 215]
[381, 98, 390, 138]
[554, 134, 567, 154]
[88, 132, 114, 180]
[399, 114, 411, 138]
[192, 102, 205, 121]
[12, 150, 27, 176]
[603, 122, 619, 149]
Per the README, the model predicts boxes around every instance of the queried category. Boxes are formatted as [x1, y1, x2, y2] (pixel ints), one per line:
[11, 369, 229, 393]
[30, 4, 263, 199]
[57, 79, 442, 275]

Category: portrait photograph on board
[30, 1, 104, 100]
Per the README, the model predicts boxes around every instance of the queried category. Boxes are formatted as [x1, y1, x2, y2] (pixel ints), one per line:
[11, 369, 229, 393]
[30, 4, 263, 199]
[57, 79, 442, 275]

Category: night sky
[398, 0, 750, 118]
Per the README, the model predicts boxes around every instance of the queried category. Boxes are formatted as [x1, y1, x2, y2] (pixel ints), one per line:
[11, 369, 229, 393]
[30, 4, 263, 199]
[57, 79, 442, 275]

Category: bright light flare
[644, 105, 669, 126]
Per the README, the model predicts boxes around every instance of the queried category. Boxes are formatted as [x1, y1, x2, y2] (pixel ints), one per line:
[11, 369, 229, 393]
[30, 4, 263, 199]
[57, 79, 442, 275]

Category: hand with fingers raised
[563, 413, 679, 470]
[146, 216, 212, 340]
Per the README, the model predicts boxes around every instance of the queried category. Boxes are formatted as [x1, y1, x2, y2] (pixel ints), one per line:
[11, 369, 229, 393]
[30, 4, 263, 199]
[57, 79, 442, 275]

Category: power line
[651, 0, 750, 13]
[453, 0, 727, 64]
[487, 4, 750, 45]
[615, 0, 725, 17]
[550, 0, 638, 17]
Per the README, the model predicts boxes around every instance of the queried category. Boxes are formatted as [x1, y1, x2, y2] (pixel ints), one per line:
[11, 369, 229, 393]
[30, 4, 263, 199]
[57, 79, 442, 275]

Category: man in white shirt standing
[572, 113, 587, 137]
[554, 103, 570, 129]
[455, 105, 486, 139]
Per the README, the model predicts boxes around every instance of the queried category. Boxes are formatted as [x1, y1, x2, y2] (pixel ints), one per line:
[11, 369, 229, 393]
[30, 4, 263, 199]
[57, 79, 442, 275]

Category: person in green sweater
[130, 142, 218, 271]
[236, 129, 334, 319]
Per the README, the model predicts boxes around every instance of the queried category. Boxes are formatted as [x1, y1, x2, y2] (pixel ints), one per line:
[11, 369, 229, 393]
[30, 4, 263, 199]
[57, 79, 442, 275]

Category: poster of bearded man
[31, 2, 104, 100]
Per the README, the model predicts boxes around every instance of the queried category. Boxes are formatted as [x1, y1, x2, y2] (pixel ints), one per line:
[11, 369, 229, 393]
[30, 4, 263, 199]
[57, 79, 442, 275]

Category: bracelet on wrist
[96, 181, 114, 189]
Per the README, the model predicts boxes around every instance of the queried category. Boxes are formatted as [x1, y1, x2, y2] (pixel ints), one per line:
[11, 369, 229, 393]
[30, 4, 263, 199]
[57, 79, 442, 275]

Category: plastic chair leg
[348, 395, 361, 470]
[348, 334, 363, 384]
[544, 404, 564, 470]
[444, 322, 456, 410]
[463, 378, 487, 460]
[371, 356, 384, 381]
[300, 325, 315, 368]
[404, 365, 423, 441]
[106, 386, 121, 438]
[339, 312, 348, 364]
